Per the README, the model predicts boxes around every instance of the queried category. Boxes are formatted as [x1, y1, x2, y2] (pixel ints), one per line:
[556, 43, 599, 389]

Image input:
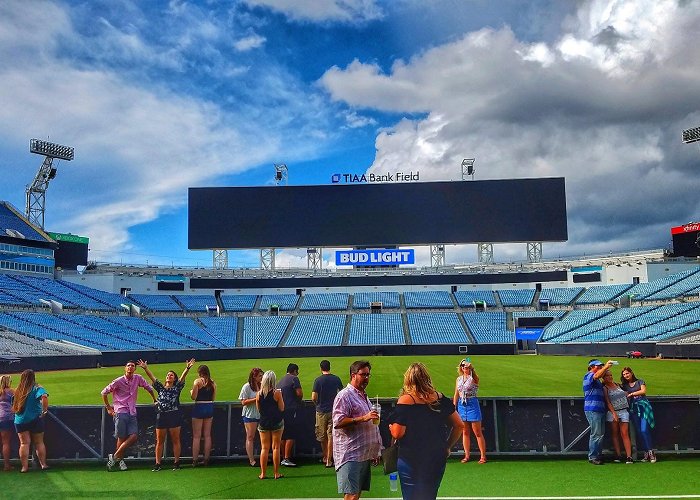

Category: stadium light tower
[461, 158, 475, 181]
[26, 139, 74, 229]
[682, 126, 700, 145]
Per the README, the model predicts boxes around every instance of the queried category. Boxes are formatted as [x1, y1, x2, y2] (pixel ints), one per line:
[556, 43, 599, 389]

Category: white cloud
[318, 0, 700, 255]
[234, 33, 267, 52]
[243, 0, 383, 23]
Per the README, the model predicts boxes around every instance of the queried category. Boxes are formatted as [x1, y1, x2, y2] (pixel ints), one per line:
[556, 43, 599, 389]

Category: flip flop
[259, 474, 267, 480]
[479, 457, 487, 464]
[274, 474, 284, 479]
[460, 457, 470, 463]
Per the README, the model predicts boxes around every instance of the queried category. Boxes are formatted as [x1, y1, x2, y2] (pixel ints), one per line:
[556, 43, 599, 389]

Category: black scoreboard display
[671, 222, 700, 257]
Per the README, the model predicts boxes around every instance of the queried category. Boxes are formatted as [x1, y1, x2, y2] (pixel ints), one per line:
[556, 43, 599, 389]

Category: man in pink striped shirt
[101, 360, 156, 471]
[332, 360, 382, 500]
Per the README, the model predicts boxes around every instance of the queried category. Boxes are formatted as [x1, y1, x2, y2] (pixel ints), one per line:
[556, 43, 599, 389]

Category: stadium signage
[331, 171, 420, 184]
[336, 249, 415, 266]
[515, 327, 544, 340]
[671, 222, 700, 235]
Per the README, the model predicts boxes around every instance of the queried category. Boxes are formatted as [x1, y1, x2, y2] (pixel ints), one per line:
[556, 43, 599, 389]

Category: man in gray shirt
[312, 359, 343, 467]
[277, 363, 303, 466]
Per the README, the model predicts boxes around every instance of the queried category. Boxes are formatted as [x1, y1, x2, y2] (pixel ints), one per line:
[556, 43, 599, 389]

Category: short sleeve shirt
[14, 385, 47, 425]
[583, 371, 605, 413]
[239, 382, 261, 419]
[154, 380, 185, 412]
[278, 374, 302, 410]
[312, 373, 343, 413]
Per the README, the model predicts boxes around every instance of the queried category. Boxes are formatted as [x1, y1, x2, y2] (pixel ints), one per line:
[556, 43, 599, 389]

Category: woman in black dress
[388, 363, 463, 500]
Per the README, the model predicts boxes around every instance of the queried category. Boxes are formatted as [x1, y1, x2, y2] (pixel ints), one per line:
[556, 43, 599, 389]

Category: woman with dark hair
[12, 369, 49, 472]
[256, 370, 285, 480]
[621, 367, 656, 463]
[138, 358, 195, 470]
[602, 371, 633, 463]
[240, 367, 263, 467]
[0, 375, 15, 471]
[389, 362, 463, 500]
[190, 364, 216, 466]
[453, 359, 487, 463]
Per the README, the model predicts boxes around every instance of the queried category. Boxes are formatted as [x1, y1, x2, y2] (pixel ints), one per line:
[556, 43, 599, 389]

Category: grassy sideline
[3, 456, 699, 499]
[14, 354, 700, 405]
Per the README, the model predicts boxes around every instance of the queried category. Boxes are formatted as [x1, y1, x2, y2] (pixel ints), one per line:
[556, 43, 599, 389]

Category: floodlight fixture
[30, 139, 74, 161]
[461, 158, 475, 180]
[682, 126, 700, 144]
[273, 163, 288, 186]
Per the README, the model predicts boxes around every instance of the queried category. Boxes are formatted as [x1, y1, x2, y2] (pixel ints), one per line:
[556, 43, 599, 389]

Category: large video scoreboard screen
[188, 178, 567, 249]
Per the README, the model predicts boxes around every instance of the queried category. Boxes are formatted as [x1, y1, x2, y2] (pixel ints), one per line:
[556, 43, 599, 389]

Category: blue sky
[1, 0, 699, 269]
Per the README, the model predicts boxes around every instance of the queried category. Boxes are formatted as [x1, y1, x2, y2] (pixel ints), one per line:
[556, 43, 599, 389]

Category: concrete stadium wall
[4, 397, 696, 464]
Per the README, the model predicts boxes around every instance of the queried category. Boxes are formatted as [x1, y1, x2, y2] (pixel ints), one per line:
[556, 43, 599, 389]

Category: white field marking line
[238, 497, 700, 500]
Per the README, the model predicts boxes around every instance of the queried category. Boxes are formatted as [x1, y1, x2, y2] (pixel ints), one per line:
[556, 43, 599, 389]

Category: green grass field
[16, 354, 700, 405]
[3, 455, 699, 499]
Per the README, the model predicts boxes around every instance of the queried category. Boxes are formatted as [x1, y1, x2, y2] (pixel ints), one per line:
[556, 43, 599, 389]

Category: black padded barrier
[26, 397, 699, 462]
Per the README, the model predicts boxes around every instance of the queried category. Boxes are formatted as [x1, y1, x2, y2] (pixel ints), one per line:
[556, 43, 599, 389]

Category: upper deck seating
[353, 292, 400, 309]
[129, 294, 182, 312]
[220, 294, 257, 312]
[198, 316, 238, 347]
[259, 294, 299, 311]
[403, 291, 453, 309]
[453, 290, 497, 308]
[575, 284, 633, 305]
[539, 287, 584, 306]
[300, 293, 349, 311]
[497, 289, 535, 307]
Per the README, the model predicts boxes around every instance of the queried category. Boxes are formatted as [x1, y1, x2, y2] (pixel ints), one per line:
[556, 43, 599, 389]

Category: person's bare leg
[259, 431, 270, 479]
[202, 417, 213, 464]
[31, 433, 47, 468]
[472, 422, 487, 462]
[17, 431, 30, 472]
[155, 428, 166, 465]
[272, 429, 283, 478]
[461, 424, 471, 462]
[170, 427, 181, 464]
[1, 431, 12, 470]
[191, 418, 203, 465]
[115, 434, 137, 460]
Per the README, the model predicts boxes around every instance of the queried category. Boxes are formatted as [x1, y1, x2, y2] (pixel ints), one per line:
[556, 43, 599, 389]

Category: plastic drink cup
[611, 361, 619, 365]
[371, 403, 381, 425]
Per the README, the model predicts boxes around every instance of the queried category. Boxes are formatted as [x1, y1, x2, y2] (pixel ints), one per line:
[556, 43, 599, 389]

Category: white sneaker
[106, 459, 115, 472]
[119, 459, 128, 471]
[281, 459, 296, 467]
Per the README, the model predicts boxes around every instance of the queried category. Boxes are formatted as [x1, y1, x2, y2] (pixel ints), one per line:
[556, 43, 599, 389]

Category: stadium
[1, 142, 700, 499]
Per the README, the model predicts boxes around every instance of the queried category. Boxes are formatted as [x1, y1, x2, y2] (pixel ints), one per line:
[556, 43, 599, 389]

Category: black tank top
[259, 390, 283, 428]
[196, 383, 214, 401]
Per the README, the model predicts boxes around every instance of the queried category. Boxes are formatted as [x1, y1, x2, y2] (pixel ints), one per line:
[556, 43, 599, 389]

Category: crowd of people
[583, 359, 656, 465]
[0, 357, 658, 499]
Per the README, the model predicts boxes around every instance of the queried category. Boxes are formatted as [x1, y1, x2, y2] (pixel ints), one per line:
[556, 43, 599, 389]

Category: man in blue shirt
[583, 359, 614, 464]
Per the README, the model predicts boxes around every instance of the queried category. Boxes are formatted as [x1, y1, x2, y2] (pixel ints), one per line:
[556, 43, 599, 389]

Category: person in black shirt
[311, 359, 343, 467]
[389, 363, 463, 500]
[277, 363, 302, 467]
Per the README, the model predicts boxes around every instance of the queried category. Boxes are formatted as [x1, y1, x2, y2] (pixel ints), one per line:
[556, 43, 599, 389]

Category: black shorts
[15, 416, 45, 434]
[282, 409, 299, 440]
[156, 409, 182, 429]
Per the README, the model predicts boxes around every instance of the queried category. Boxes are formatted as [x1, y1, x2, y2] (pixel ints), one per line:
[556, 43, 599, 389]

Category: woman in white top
[239, 367, 263, 466]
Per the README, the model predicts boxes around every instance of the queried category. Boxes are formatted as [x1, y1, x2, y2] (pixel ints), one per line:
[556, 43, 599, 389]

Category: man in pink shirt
[332, 360, 382, 500]
[101, 360, 156, 471]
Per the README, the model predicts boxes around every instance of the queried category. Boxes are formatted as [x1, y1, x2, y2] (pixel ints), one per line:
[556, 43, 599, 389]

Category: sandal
[460, 456, 470, 463]
[479, 457, 487, 464]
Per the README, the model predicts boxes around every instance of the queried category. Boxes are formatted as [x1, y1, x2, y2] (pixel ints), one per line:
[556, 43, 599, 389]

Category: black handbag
[382, 440, 398, 474]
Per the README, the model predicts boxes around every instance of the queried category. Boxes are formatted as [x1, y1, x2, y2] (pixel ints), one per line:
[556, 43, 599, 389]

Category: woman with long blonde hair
[389, 363, 463, 500]
[12, 370, 49, 472]
[256, 370, 284, 479]
[0, 375, 15, 471]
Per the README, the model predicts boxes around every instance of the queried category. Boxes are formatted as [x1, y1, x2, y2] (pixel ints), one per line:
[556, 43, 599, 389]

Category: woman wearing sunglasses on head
[453, 359, 486, 464]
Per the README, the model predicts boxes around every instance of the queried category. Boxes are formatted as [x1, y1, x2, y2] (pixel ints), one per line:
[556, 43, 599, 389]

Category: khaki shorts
[315, 411, 333, 441]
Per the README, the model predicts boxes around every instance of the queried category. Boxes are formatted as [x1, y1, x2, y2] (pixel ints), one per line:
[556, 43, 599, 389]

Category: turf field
[23, 354, 700, 405]
[3, 455, 699, 499]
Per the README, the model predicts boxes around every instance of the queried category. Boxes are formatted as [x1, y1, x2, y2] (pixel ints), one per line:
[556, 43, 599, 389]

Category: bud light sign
[336, 249, 415, 266]
[515, 327, 543, 340]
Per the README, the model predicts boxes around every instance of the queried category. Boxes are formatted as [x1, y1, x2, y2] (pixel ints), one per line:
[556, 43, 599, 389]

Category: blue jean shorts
[191, 402, 214, 419]
[114, 413, 138, 439]
[606, 408, 630, 423]
[457, 397, 482, 422]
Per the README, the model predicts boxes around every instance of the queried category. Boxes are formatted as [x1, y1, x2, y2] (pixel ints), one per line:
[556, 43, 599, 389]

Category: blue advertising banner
[336, 249, 415, 266]
[515, 327, 544, 340]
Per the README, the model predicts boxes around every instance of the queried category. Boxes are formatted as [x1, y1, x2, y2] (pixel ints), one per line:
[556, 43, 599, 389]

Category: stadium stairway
[235, 317, 245, 347]
[341, 315, 352, 346]
[277, 315, 298, 347]
[401, 313, 412, 345]
[456, 313, 476, 344]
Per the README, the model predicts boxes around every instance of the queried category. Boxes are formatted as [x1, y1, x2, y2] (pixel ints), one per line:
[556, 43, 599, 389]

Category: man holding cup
[332, 360, 382, 500]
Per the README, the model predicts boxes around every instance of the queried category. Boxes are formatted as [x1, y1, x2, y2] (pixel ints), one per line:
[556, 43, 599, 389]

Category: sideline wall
[6, 397, 697, 463]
